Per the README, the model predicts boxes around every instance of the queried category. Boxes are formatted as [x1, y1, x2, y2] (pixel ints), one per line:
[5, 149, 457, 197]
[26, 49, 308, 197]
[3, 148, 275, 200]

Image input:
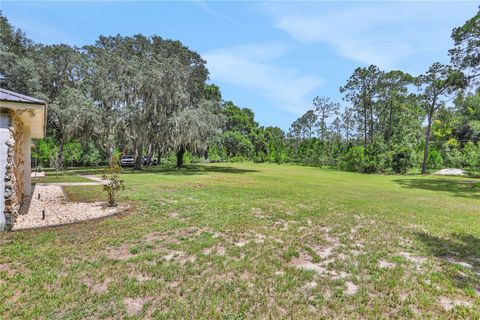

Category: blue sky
[1, 1, 477, 130]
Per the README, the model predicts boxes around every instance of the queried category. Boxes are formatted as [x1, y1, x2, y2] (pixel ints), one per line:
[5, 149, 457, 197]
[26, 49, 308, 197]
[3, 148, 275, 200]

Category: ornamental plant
[102, 154, 125, 207]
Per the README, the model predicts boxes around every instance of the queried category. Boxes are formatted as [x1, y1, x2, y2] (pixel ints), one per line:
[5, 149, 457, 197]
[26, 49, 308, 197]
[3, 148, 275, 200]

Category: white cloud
[204, 43, 324, 114]
[193, 1, 242, 27]
[266, 2, 476, 70]
[13, 19, 75, 45]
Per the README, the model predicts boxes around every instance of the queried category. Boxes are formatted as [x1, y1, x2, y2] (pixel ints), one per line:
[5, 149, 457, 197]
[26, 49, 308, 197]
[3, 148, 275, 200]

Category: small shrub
[102, 154, 125, 207]
[49, 148, 63, 177]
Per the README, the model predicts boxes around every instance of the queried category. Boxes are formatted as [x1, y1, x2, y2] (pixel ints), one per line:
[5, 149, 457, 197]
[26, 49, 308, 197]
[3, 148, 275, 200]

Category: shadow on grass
[393, 178, 480, 200]
[119, 164, 259, 176]
[41, 164, 259, 177]
[415, 232, 480, 291]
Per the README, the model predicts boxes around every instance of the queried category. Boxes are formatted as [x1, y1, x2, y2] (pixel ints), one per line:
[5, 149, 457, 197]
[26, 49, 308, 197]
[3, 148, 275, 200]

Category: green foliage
[83, 145, 103, 167]
[32, 138, 56, 167]
[390, 145, 415, 174]
[463, 141, 480, 177]
[3, 10, 480, 177]
[441, 141, 464, 168]
[102, 154, 125, 207]
[339, 146, 365, 172]
[64, 141, 83, 167]
[362, 142, 388, 173]
[220, 131, 254, 159]
[427, 149, 444, 170]
[450, 7, 480, 74]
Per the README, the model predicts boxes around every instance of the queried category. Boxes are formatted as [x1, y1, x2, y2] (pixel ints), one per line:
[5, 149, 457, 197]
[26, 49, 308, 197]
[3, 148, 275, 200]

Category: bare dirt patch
[202, 245, 226, 256]
[132, 272, 151, 282]
[251, 207, 266, 218]
[345, 281, 358, 295]
[379, 260, 396, 269]
[438, 296, 472, 311]
[311, 244, 335, 259]
[123, 297, 152, 316]
[399, 252, 426, 269]
[216, 245, 226, 256]
[291, 252, 326, 274]
[304, 281, 318, 290]
[163, 250, 196, 264]
[86, 278, 111, 294]
[234, 239, 249, 247]
[0, 263, 20, 276]
[107, 243, 134, 261]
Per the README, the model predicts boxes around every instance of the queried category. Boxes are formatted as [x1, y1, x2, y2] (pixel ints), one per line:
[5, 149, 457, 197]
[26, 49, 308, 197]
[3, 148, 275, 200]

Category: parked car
[142, 156, 159, 166]
[120, 155, 135, 167]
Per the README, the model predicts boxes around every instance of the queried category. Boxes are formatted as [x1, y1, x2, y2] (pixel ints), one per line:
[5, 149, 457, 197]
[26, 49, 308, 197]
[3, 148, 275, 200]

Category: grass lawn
[1, 163, 479, 318]
[63, 185, 105, 202]
[32, 173, 94, 184]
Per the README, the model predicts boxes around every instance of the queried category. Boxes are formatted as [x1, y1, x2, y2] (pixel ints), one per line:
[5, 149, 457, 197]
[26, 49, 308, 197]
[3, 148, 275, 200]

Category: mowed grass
[1, 163, 479, 319]
[63, 185, 105, 202]
[32, 174, 92, 184]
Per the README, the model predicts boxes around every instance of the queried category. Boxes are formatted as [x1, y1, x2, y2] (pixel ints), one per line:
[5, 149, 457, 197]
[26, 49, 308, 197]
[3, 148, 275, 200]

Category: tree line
[285, 9, 480, 176]
[1, 12, 222, 169]
[1, 10, 479, 175]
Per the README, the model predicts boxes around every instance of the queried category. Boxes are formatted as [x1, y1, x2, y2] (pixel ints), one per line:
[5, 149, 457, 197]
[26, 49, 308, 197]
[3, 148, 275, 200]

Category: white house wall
[0, 111, 10, 230]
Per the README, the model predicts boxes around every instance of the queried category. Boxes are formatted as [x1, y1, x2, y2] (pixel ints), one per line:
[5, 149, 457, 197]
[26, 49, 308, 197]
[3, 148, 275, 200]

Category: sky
[1, 1, 477, 130]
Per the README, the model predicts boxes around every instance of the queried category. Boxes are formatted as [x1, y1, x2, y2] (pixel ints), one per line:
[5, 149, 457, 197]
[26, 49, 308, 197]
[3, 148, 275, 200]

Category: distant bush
[441, 143, 464, 168]
[362, 143, 387, 173]
[427, 149, 443, 170]
[339, 146, 365, 172]
[463, 141, 480, 177]
[390, 145, 415, 174]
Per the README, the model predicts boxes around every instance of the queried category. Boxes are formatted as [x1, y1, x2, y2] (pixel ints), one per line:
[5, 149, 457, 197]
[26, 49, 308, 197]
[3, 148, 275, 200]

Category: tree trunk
[421, 114, 433, 175]
[176, 146, 185, 169]
[157, 149, 162, 165]
[369, 106, 374, 144]
[146, 143, 154, 165]
[385, 102, 393, 142]
[363, 106, 368, 147]
[134, 143, 143, 170]
[58, 138, 65, 171]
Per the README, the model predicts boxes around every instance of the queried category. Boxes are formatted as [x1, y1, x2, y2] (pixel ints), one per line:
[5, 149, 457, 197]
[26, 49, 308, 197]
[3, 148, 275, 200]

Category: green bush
[83, 145, 103, 167]
[463, 141, 480, 177]
[441, 142, 464, 168]
[427, 148, 443, 170]
[339, 146, 365, 172]
[362, 143, 387, 173]
[390, 145, 415, 174]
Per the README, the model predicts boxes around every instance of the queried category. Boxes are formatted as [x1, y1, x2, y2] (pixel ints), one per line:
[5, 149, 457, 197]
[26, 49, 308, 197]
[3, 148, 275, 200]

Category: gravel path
[13, 184, 125, 230]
